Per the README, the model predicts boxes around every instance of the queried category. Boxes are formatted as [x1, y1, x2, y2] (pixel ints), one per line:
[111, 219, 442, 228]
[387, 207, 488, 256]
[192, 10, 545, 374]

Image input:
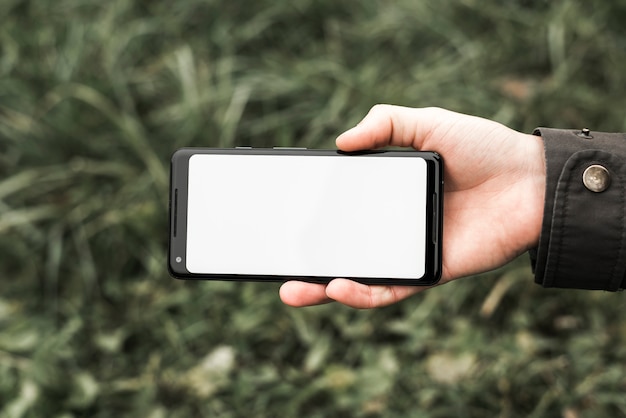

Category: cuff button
[583, 165, 611, 193]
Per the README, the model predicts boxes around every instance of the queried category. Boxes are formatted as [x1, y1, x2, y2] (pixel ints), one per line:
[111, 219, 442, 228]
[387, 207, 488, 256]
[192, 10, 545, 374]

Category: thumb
[336, 104, 434, 151]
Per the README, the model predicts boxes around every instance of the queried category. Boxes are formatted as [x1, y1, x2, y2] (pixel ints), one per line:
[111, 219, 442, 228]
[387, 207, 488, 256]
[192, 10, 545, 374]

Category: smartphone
[169, 148, 443, 286]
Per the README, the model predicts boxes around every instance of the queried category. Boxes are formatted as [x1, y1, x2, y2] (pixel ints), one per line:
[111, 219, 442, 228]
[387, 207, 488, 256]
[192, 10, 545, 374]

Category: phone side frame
[168, 148, 443, 285]
[168, 148, 192, 278]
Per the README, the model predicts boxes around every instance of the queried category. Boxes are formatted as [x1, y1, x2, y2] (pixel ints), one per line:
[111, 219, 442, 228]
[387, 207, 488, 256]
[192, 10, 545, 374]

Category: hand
[280, 105, 546, 308]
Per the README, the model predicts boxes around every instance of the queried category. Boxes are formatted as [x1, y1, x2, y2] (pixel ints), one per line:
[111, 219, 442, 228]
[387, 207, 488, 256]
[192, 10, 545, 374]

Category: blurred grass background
[1, 0, 626, 416]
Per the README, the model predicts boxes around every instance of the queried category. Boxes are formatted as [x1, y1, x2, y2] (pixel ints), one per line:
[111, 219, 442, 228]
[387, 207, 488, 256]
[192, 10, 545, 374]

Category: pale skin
[279, 105, 546, 309]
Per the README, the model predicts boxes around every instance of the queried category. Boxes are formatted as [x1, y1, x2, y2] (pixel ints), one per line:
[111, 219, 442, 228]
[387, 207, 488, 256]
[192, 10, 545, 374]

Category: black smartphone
[169, 148, 443, 286]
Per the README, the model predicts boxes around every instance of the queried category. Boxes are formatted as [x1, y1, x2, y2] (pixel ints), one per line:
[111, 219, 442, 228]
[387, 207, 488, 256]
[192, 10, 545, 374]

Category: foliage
[1, 0, 625, 416]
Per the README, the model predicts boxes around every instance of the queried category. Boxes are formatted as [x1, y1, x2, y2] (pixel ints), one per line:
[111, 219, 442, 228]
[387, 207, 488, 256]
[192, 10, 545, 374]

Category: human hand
[280, 105, 546, 308]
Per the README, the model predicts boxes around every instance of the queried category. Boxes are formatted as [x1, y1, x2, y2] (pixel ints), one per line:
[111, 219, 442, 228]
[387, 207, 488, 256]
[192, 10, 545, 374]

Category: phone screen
[169, 149, 442, 284]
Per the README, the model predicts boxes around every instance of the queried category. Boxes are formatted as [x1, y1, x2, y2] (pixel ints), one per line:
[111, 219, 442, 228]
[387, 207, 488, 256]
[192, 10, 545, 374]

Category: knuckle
[370, 103, 394, 114]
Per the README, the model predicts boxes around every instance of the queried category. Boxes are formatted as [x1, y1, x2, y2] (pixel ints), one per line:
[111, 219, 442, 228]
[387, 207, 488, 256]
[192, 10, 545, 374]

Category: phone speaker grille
[173, 188, 178, 237]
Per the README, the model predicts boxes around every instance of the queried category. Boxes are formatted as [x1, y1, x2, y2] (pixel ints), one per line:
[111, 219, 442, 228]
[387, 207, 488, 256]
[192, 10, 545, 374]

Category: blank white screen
[186, 154, 427, 279]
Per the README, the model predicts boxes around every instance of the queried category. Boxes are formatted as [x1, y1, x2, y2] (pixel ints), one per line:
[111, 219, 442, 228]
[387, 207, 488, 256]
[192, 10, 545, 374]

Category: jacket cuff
[531, 128, 626, 291]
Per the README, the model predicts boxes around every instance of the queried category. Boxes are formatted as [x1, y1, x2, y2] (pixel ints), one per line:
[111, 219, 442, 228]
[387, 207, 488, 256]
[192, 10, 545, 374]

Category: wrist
[523, 132, 547, 249]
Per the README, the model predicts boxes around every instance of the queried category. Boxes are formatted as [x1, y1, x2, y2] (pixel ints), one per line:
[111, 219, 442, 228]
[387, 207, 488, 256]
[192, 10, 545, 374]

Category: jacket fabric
[531, 128, 626, 291]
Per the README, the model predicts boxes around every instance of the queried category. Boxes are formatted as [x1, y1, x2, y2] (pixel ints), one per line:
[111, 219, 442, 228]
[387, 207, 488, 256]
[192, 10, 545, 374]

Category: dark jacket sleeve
[530, 128, 626, 291]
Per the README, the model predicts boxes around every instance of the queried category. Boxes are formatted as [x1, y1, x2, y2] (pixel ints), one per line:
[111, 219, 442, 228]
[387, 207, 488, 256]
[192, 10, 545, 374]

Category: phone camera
[175, 257, 182, 263]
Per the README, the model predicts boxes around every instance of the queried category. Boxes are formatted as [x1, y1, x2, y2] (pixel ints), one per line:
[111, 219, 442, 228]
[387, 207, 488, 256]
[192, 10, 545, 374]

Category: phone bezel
[168, 148, 443, 286]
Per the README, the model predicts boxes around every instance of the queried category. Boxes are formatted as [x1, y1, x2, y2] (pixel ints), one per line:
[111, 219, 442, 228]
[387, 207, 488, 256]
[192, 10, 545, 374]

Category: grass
[1, 0, 626, 416]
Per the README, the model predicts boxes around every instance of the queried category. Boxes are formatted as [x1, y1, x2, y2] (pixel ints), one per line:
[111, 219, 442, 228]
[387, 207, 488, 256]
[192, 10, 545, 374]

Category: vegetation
[1, 0, 625, 416]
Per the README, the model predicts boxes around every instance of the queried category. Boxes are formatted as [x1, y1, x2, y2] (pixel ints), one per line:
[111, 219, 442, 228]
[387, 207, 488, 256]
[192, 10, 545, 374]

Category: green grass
[1, 0, 626, 416]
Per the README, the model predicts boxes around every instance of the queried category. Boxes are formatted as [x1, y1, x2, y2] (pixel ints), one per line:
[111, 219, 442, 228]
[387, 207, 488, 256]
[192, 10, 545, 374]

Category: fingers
[280, 279, 424, 309]
[336, 105, 438, 152]
[279, 281, 333, 307]
[325, 279, 423, 308]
